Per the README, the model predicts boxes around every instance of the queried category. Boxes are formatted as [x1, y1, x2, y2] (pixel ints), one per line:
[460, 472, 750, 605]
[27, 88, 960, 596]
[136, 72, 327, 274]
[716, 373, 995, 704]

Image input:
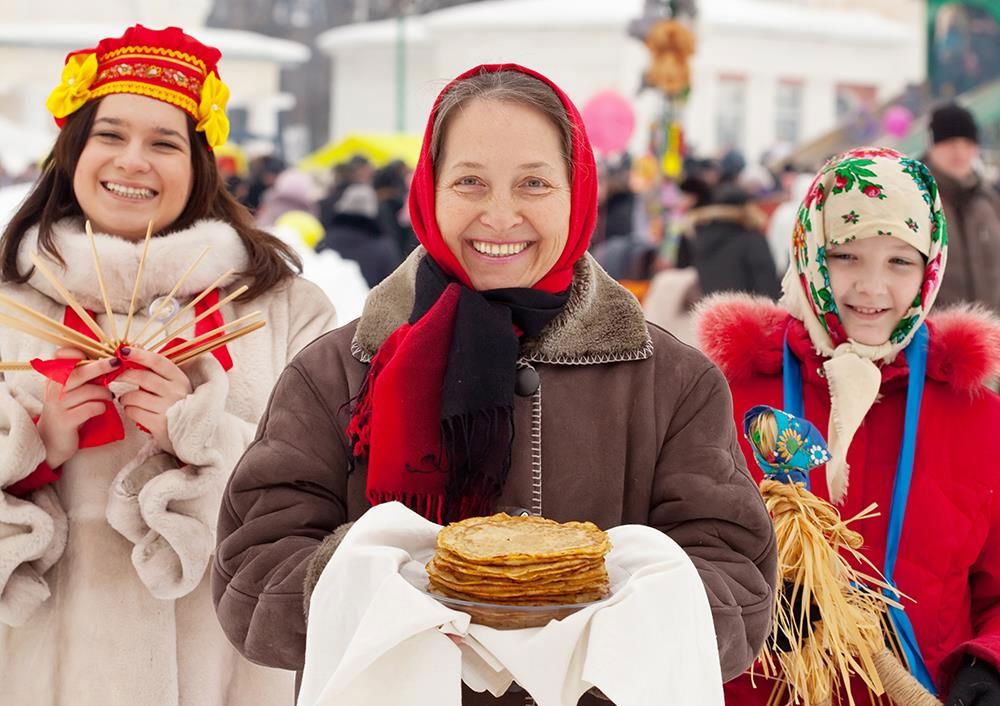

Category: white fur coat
[0, 219, 337, 705]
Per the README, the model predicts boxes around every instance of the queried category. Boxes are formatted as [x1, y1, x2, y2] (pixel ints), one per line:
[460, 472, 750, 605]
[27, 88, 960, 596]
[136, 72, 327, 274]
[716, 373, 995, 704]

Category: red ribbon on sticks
[29, 290, 233, 448]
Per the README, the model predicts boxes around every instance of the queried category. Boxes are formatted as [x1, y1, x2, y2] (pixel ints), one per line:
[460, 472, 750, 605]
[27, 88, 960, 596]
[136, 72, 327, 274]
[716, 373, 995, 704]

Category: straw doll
[698, 148, 1000, 705]
[743, 405, 945, 706]
[0, 25, 336, 705]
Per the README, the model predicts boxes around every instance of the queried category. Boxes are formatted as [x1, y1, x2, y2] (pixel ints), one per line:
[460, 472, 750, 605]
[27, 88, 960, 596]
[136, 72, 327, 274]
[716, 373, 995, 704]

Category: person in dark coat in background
[317, 183, 401, 288]
[598, 156, 637, 242]
[373, 160, 418, 256]
[244, 155, 286, 212]
[673, 175, 714, 271]
[922, 103, 1000, 313]
[681, 184, 781, 299]
[318, 155, 375, 229]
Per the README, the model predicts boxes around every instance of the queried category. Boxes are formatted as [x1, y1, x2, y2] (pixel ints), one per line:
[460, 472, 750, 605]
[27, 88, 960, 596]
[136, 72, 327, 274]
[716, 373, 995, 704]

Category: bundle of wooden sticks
[0, 221, 265, 373]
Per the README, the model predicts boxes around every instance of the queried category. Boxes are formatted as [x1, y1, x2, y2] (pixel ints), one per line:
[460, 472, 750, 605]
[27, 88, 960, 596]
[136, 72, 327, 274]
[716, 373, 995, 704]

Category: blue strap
[883, 324, 936, 693]
[782, 334, 804, 418]
[782, 332, 808, 491]
[782, 324, 936, 694]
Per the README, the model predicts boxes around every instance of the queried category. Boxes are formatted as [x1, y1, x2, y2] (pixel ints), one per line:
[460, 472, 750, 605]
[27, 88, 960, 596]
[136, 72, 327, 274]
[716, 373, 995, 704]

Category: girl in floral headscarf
[698, 147, 1000, 705]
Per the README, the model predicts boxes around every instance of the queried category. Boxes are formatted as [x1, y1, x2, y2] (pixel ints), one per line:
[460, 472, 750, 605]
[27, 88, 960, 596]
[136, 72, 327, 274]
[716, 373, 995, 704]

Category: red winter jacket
[697, 294, 1000, 704]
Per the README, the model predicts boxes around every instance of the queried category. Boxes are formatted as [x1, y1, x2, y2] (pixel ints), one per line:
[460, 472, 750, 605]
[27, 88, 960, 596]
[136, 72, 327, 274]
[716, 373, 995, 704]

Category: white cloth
[299, 502, 723, 706]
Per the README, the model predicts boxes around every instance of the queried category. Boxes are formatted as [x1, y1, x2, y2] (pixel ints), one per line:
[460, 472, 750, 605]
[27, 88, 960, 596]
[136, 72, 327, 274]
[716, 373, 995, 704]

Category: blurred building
[205, 0, 489, 160]
[206, 0, 349, 162]
[0, 0, 309, 174]
[775, 1, 1000, 170]
[317, 0, 921, 162]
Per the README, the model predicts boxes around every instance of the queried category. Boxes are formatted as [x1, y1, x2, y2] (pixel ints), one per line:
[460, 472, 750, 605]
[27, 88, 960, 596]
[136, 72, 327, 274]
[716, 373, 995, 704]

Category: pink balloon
[882, 105, 913, 139]
[582, 91, 636, 155]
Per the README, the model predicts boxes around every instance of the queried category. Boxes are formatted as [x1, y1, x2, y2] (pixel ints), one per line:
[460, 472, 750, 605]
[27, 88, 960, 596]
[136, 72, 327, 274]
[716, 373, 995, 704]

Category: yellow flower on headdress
[197, 72, 230, 149]
[45, 52, 98, 119]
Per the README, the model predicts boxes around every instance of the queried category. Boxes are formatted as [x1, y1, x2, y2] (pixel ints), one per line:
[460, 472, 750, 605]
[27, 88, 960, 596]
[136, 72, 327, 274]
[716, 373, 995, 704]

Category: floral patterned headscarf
[780, 147, 948, 503]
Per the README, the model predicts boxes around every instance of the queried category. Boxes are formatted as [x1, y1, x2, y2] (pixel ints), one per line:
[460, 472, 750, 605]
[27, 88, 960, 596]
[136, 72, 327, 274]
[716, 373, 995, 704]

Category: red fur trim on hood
[695, 295, 1000, 392]
[694, 293, 787, 382]
[925, 304, 1000, 393]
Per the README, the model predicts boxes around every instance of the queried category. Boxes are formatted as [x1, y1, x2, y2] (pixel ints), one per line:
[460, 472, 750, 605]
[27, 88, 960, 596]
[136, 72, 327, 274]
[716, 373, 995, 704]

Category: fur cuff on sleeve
[165, 355, 230, 468]
[106, 441, 172, 544]
[165, 354, 258, 470]
[303, 522, 355, 621]
[0, 486, 67, 626]
[105, 355, 256, 601]
[0, 565, 49, 626]
[0, 385, 47, 489]
[106, 440, 227, 600]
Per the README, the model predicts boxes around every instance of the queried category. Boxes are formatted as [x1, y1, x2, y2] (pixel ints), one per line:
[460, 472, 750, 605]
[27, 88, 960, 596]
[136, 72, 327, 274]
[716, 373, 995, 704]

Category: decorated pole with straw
[743, 406, 941, 706]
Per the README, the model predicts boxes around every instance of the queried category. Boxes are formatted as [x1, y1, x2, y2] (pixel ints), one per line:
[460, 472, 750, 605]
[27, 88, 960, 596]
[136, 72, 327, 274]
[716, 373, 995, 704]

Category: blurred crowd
[211, 100, 999, 338]
[6, 103, 991, 334]
[210, 152, 422, 322]
[0, 162, 41, 189]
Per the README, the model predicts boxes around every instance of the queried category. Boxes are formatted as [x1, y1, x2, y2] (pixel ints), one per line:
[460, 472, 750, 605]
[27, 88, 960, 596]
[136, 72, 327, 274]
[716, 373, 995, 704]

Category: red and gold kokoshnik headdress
[45, 25, 230, 148]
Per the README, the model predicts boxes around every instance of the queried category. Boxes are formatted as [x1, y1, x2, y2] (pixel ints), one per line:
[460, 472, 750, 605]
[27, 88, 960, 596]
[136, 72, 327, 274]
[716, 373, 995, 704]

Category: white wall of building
[4, 0, 211, 27]
[0, 6, 309, 172]
[319, 0, 923, 163]
[686, 6, 920, 158]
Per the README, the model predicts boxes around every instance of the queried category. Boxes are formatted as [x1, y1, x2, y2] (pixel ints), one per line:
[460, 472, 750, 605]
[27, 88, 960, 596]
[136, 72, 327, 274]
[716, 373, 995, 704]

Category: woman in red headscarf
[213, 64, 776, 704]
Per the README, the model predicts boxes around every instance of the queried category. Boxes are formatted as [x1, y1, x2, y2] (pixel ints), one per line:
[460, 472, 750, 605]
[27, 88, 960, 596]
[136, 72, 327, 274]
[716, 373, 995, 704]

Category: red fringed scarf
[347, 285, 462, 523]
[347, 64, 598, 523]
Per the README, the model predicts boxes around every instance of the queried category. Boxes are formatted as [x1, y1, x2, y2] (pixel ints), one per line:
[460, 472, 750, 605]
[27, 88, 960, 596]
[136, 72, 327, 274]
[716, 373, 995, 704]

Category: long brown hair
[0, 97, 301, 301]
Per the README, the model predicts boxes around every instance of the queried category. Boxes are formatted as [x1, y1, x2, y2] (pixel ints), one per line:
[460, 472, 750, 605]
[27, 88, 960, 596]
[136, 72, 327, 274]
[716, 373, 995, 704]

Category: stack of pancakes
[426, 513, 612, 607]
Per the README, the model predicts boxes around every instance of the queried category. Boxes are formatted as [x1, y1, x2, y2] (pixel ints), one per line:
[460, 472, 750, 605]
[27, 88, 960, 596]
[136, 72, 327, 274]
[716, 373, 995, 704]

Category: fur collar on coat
[17, 218, 247, 313]
[696, 293, 1000, 394]
[351, 247, 653, 364]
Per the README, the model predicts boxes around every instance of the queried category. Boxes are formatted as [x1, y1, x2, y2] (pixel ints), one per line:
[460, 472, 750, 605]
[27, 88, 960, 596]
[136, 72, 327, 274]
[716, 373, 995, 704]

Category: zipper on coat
[519, 362, 543, 706]
[517, 360, 543, 517]
[530, 381, 542, 517]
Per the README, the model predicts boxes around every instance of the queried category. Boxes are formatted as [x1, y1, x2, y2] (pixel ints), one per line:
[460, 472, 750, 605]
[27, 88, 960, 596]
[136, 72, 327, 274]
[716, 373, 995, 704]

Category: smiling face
[72, 93, 194, 240]
[827, 235, 925, 345]
[434, 98, 571, 291]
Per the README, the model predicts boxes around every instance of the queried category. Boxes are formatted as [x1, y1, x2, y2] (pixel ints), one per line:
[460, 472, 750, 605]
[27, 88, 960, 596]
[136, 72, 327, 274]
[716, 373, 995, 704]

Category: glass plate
[400, 548, 629, 630]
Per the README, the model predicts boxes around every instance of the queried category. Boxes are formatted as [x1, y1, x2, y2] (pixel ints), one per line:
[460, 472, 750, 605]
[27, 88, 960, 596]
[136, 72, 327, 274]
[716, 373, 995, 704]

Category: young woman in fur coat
[0, 26, 336, 705]
[697, 148, 1000, 705]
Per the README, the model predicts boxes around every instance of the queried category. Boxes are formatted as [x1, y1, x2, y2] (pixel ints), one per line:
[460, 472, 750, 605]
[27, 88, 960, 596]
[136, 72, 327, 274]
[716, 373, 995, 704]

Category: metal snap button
[515, 366, 540, 397]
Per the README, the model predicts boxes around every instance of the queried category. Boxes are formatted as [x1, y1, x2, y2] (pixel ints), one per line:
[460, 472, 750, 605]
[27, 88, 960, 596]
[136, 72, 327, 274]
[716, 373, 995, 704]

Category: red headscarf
[408, 63, 598, 294]
[349, 65, 598, 523]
